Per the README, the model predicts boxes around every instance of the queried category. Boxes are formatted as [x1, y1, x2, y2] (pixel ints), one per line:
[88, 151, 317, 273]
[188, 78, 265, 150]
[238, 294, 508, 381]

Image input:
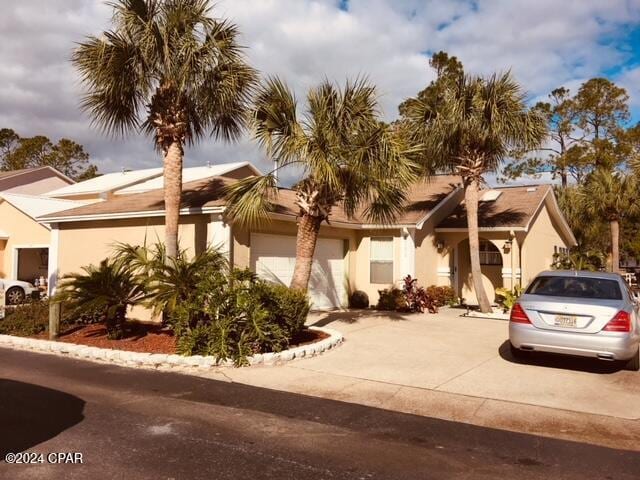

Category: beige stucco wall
[352, 229, 403, 305]
[57, 215, 209, 276]
[57, 215, 209, 322]
[0, 201, 51, 279]
[520, 200, 569, 288]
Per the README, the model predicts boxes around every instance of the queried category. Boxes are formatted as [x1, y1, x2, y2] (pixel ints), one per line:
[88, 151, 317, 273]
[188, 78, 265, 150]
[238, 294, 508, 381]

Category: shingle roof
[40, 174, 462, 225]
[0, 168, 34, 180]
[437, 184, 551, 229]
[0, 166, 73, 184]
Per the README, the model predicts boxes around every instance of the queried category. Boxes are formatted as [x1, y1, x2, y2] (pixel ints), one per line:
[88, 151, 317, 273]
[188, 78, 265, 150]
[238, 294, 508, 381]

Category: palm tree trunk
[290, 214, 322, 291]
[610, 219, 620, 273]
[163, 141, 184, 259]
[465, 179, 492, 313]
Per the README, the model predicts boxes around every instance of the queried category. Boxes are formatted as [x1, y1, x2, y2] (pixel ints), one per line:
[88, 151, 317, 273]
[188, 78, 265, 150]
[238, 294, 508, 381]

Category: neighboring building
[0, 194, 84, 282]
[40, 164, 577, 315]
[0, 166, 78, 283]
[0, 166, 74, 195]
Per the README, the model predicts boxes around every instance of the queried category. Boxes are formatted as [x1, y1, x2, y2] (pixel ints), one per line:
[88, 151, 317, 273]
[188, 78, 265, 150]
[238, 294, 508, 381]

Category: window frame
[370, 236, 394, 284]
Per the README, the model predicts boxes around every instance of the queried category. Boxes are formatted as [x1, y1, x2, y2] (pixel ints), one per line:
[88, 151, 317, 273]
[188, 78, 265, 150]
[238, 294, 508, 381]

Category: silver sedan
[509, 270, 640, 371]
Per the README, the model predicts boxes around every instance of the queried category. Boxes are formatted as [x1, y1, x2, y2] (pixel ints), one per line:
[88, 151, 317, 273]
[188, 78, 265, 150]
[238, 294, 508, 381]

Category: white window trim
[370, 236, 394, 284]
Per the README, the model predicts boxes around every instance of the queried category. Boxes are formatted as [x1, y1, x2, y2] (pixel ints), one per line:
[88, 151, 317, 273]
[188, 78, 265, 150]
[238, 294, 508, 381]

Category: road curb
[0, 326, 343, 370]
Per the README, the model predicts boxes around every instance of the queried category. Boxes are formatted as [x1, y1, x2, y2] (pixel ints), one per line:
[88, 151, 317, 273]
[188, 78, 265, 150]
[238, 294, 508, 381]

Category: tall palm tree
[583, 169, 639, 273]
[224, 77, 416, 291]
[403, 73, 547, 312]
[72, 0, 257, 258]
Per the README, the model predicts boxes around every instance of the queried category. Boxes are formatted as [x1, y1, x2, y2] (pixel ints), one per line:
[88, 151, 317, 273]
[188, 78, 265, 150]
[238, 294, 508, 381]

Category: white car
[0, 279, 39, 305]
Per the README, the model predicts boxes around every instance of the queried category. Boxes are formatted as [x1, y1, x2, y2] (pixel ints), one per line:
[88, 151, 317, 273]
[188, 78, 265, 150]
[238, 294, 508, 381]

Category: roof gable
[0, 193, 85, 227]
[0, 166, 74, 188]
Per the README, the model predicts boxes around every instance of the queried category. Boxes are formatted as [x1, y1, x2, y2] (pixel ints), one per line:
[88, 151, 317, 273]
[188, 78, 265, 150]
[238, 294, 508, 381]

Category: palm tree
[55, 258, 146, 339]
[403, 72, 547, 312]
[113, 242, 228, 316]
[583, 169, 639, 272]
[224, 77, 416, 291]
[72, 0, 257, 258]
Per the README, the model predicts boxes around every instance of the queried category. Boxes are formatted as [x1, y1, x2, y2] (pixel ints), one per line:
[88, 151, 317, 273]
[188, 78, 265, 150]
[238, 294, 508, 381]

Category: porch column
[47, 223, 59, 297]
[400, 227, 416, 279]
[500, 235, 521, 290]
[208, 214, 231, 260]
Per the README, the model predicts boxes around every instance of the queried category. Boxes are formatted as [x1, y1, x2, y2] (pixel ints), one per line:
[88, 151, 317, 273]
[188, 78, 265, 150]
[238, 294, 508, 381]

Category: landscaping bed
[32, 321, 330, 356]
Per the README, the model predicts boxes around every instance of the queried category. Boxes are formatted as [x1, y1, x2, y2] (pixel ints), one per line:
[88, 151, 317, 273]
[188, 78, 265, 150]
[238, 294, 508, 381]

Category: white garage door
[250, 233, 346, 310]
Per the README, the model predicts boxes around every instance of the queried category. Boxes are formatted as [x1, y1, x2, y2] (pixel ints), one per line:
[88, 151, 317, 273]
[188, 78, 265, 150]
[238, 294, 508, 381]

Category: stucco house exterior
[0, 167, 79, 283]
[39, 164, 577, 313]
[0, 162, 258, 290]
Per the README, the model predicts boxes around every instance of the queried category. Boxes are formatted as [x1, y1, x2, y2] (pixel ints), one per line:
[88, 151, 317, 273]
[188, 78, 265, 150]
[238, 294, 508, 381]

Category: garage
[250, 233, 347, 310]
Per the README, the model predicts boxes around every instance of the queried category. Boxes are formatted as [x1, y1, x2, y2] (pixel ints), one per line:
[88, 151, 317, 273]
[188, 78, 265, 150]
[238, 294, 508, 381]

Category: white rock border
[0, 326, 343, 371]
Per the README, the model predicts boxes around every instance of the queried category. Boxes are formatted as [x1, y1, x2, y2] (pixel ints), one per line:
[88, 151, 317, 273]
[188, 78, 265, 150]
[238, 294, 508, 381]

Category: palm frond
[223, 174, 278, 228]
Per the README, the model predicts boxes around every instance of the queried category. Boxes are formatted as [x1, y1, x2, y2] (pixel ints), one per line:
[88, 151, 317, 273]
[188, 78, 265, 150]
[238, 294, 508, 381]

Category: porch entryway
[455, 238, 503, 305]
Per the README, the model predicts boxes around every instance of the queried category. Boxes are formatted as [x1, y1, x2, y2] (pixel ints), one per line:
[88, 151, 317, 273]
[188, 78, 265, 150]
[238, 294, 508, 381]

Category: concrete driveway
[201, 307, 640, 450]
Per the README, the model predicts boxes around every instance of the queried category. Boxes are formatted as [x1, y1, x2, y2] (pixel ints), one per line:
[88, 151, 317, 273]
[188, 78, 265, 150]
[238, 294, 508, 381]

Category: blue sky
[0, 0, 639, 179]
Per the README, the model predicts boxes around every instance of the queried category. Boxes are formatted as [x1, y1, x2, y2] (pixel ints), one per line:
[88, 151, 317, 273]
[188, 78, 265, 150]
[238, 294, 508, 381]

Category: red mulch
[40, 323, 328, 355]
[57, 323, 177, 354]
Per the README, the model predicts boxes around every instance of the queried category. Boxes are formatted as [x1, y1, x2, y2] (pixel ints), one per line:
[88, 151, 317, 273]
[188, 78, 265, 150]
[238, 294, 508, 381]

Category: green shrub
[54, 258, 145, 339]
[169, 269, 310, 366]
[0, 300, 50, 336]
[349, 290, 369, 309]
[254, 282, 310, 338]
[376, 287, 406, 311]
[495, 286, 524, 313]
[426, 285, 457, 307]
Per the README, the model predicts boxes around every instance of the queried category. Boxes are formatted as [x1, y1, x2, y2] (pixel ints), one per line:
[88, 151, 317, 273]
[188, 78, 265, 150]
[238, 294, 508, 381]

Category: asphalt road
[0, 347, 638, 480]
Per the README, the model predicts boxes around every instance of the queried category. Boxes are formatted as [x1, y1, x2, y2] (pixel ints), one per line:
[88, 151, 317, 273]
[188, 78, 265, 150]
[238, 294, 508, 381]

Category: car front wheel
[5, 286, 25, 305]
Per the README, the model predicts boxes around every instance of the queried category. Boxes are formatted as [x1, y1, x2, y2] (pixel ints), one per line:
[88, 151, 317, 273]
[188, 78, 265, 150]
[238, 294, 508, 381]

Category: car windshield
[526, 275, 622, 300]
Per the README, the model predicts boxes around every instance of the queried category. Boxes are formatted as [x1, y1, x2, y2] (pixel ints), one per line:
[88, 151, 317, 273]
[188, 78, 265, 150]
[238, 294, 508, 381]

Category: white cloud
[0, 0, 638, 183]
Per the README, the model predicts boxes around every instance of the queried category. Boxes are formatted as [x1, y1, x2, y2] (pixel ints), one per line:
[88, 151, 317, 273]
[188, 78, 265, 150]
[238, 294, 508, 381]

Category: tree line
[70, 0, 638, 313]
[501, 77, 640, 274]
[0, 128, 98, 181]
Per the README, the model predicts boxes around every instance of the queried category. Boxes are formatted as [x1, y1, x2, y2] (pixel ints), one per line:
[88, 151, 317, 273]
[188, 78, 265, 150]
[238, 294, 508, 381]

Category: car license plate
[554, 315, 577, 328]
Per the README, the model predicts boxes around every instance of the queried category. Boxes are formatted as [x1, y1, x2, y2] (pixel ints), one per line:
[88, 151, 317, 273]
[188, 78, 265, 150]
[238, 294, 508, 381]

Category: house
[0, 167, 79, 283]
[0, 166, 74, 195]
[39, 164, 577, 314]
[0, 194, 85, 282]
[0, 162, 258, 289]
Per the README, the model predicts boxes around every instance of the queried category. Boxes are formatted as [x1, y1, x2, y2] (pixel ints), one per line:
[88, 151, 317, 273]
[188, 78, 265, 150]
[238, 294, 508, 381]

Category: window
[479, 241, 501, 266]
[526, 275, 622, 300]
[370, 237, 393, 284]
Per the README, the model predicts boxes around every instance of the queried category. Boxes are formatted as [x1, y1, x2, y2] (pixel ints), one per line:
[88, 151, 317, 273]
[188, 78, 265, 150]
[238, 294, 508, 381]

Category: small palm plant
[55, 258, 146, 339]
[224, 77, 416, 291]
[582, 169, 639, 272]
[402, 72, 547, 312]
[113, 242, 228, 317]
[72, 0, 257, 259]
